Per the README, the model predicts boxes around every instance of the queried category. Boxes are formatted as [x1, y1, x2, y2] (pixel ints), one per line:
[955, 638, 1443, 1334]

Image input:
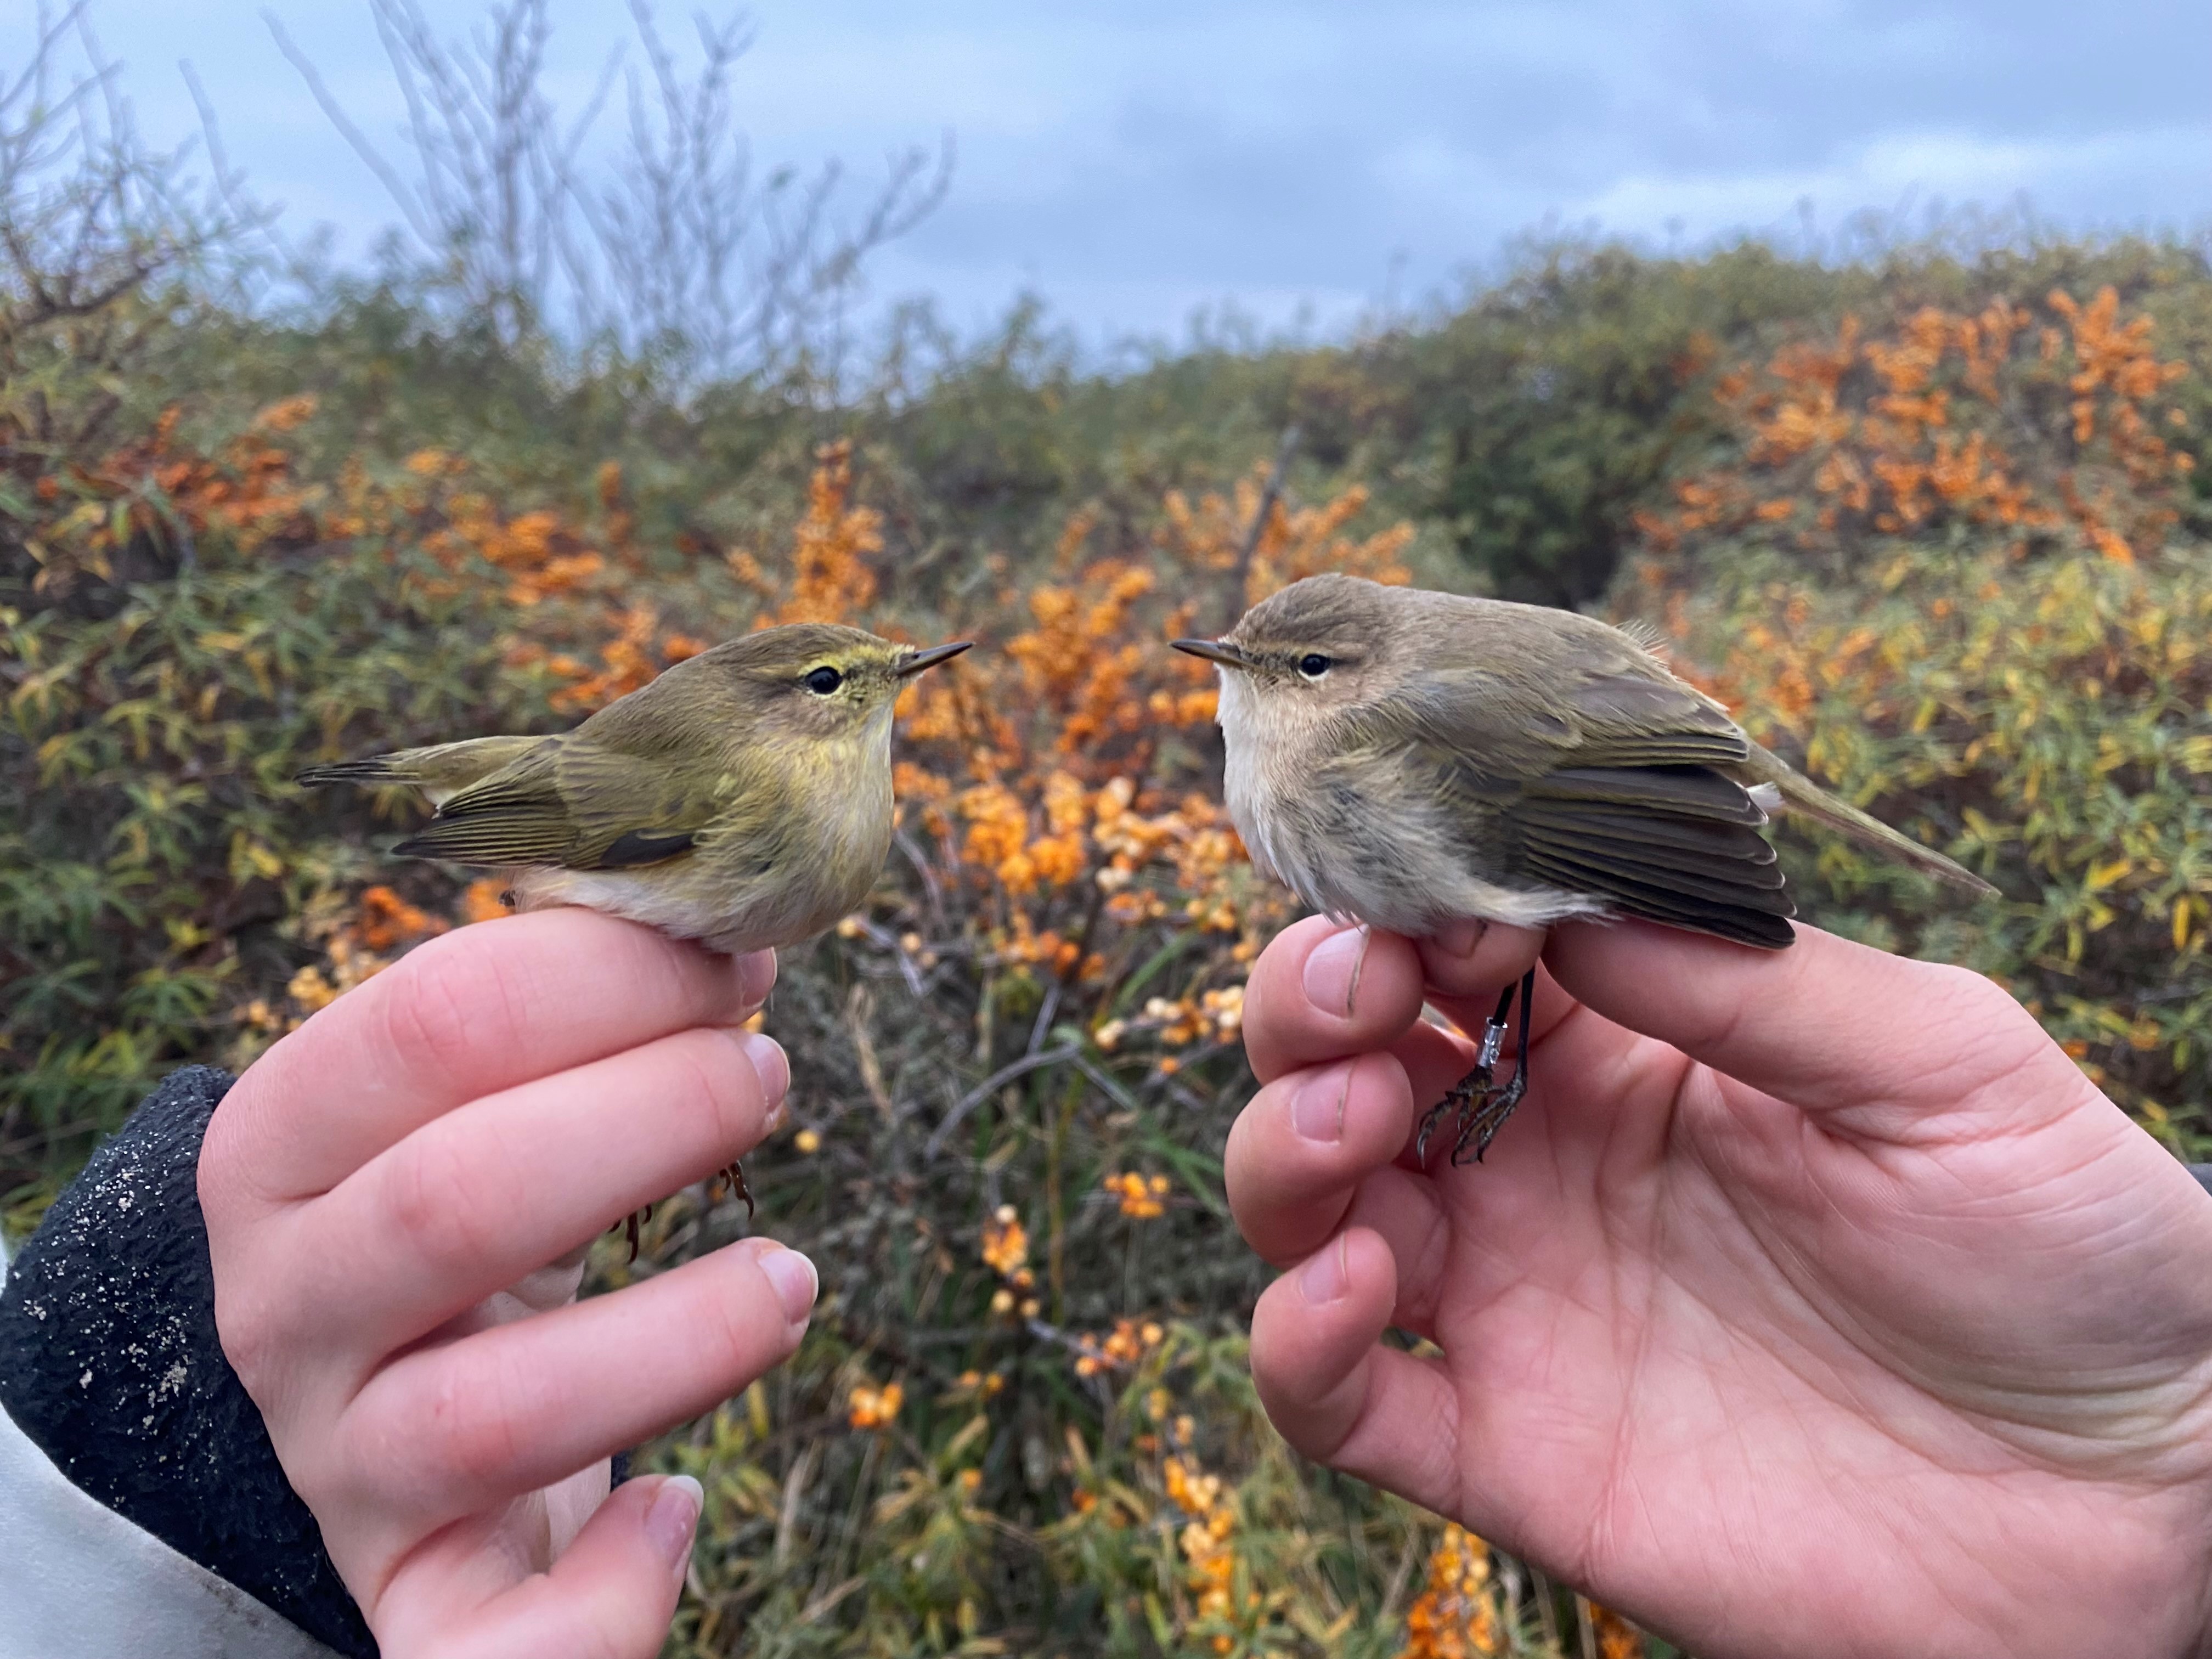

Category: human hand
[200, 909, 815, 1658]
[1228, 915, 2212, 1658]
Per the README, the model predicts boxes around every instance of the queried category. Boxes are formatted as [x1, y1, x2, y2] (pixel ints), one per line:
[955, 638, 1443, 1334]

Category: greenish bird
[1173, 573, 1995, 1164]
[299, 624, 969, 952]
[299, 623, 967, 1238]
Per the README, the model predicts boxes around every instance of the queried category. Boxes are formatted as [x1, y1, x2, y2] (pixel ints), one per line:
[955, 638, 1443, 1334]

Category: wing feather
[1511, 764, 1794, 947]
[1367, 602, 1795, 949]
[393, 733, 736, 871]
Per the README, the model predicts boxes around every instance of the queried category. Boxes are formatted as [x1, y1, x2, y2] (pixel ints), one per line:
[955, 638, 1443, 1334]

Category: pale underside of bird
[1176, 573, 1996, 1165]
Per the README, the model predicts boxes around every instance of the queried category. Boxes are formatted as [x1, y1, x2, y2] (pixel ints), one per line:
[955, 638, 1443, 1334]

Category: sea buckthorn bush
[1631, 283, 2210, 1140]
[7, 227, 2208, 1656]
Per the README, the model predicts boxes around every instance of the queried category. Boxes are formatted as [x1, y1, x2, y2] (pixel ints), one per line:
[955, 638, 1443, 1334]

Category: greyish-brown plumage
[298, 624, 969, 954]
[1174, 573, 1996, 1161]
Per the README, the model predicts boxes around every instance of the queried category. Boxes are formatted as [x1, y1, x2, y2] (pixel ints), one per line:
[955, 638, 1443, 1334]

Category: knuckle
[1902, 961, 2052, 1097]
[371, 1347, 528, 1503]
[198, 1068, 303, 1217]
[659, 1028, 762, 1145]
[1922, 961, 2017, 1020]
[379, 933, 525, 1075]
[424, 1352, 529, 1491]
[568, 1594, 653, 1659]
[210, 1277, 287, 1393]
[381, 1125, 499, 1270]
[1916, 961, 2030, 1050]
[352, 1388, 499, 1525]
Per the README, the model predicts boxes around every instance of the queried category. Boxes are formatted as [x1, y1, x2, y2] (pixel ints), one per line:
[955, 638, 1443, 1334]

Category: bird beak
[897, 641, 973, 678]
[1171, 637, 1249, 670]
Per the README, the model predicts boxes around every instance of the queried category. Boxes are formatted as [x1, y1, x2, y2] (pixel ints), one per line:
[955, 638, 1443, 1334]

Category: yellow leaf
[2084, 859, 2131, 894]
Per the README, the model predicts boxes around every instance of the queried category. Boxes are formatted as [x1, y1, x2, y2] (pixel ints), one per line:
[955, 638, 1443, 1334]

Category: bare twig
[1531, 1567, 1562, 1650]
[926, 1043, 1081, 1158]
[1222, 422, 1301, 629]
[267, 0, 949, 385]
[1, 5, 257, 375]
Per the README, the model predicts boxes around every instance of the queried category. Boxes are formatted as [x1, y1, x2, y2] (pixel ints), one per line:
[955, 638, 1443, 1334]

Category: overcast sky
[10, 0, 2209, 344]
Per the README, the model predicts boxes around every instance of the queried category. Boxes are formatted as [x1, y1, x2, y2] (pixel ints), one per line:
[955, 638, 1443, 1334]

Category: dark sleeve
[0, 1067, 377, 1659]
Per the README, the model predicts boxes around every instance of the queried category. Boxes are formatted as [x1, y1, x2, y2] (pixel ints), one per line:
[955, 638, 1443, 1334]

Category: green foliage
[1669, 542, 2212, 1145]
[4, 217, 2210, 1656]
[1632, 269, 2211, 1141]
[1, 529, 537, 1174]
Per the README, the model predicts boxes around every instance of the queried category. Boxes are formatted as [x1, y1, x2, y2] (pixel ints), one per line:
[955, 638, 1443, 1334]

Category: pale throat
[807, 706, 895, 831]
[1215, 668, 1327, 884]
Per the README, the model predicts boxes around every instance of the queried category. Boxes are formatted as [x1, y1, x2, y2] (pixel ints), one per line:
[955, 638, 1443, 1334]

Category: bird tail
[1743, 743, 1997, 898]
[296, 736, 544, 806]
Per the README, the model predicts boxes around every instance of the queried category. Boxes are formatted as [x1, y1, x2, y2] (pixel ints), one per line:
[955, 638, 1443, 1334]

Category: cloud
[4, 0, 2204, 342]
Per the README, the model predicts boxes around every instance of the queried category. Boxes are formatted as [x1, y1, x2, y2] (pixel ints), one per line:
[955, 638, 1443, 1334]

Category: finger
[305, 1028, 788, 1356]
[211, 910, 777, 1203]
[1543, 918, 2089, 1132]
[1340, 1169, 1457, 1339]
[1401, 966, 1581, 1098]
[1242, 918, 1428, 1084]
[1226, 1051, 1419, 1263]
[382, 1475, 699, 1659]
[1247, 1228, 1462, 1520]
[345, 1238, 815, 1530]
[1415, 918, 1547, 1006]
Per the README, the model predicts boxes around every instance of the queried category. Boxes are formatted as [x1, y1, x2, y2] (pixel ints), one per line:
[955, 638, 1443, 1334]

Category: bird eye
[804, 666, 844, 695]
[1297, 654, 1333, 679]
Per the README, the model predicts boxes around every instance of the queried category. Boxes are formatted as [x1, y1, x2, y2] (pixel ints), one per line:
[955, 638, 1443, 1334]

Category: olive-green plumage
[298, 624, 969, 954]
[1175, 574, 1994, 952]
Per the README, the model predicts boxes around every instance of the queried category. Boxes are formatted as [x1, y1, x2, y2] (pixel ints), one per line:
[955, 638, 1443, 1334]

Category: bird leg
[712, 1161, 756, 1221]
[611, 1164, 753, 1265]
[1451, 968, 1536, 1164]
[1414, 969, 1538, 1167]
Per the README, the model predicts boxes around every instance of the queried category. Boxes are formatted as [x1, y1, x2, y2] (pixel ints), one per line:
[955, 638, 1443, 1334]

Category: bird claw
[611, 1164, 753, 1267]
[1448, 1069, 1527, 1165]
[1412, 967, 1536, 1169]
[712, 1160, 755, 1221]
[620, 1202, 653, 1263]
[1414, 1061, 1525, 1167]
[1414, 1059, 1494, 1165]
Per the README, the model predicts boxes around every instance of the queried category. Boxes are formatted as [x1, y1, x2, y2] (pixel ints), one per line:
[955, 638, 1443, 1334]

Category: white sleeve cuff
[0, 1237, 339, 1659]
[0, 1385, 340, 1658]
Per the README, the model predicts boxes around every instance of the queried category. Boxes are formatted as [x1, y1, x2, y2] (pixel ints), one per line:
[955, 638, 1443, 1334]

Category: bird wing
[295, 735, 546, 804]
[393, 737, 733, 870]
[1406, 661, 1795, 949]
[1514, 767, 1796, 949]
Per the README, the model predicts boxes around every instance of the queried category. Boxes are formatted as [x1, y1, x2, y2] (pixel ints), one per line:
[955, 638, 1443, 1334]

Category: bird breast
[1215, 672, 1599, 935]
[513, 715, 898, 956]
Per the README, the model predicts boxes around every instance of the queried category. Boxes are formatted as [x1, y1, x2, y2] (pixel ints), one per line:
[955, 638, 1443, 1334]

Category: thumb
[1543, 918, 2089, 1133]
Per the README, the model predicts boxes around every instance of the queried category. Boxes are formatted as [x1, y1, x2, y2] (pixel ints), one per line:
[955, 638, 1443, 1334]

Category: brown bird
[1176, 574, 1995, 1164]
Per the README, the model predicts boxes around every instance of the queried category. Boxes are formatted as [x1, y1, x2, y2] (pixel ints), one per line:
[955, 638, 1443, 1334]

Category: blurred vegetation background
[3, 5, 2208, 1656]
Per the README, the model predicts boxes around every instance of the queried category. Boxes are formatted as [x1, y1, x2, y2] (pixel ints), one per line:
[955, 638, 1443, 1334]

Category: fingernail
[646, 1475, 702, 1571]
[1430, 918, 1485, 958]
[1291, 1063, 1352, 1144]
[756, 1245, 819, 1327]
[1299, 1237, 1349, 1306]
[732, 950, 778, 1011]
[738, 1032, 789, 1110]
[1302, 927, 1369, 1018]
